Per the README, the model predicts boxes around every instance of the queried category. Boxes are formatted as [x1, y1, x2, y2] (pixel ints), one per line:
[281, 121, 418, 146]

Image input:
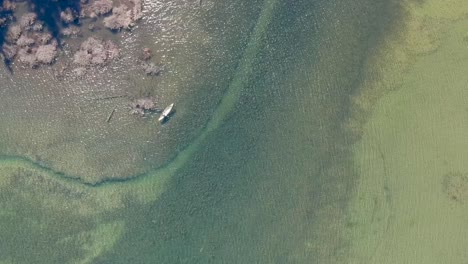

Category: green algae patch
[442, 172, 468, 203]
[345, 2, 468, 263]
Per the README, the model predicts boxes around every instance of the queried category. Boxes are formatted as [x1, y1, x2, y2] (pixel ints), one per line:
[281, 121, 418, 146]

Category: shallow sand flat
[346, 3, 468, 263]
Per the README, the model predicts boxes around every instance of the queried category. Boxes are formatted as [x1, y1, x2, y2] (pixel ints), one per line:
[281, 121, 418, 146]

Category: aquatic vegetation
[130, 97, 158, 116]
[5, 24, 20, 42]
[35, 43, 57, 64]
[142, 62, 161, 76]
[0, 0, 16, 57]
[345, 0, 468, 263]
[72, 37, 119, 67]
[1, 43, 14, 59]
[0, 2, 62, 67]
[0, 0, 143, 68]
[442, 172, 468, 203]
[60, 25, 80, 37]
[18, 12, 37, 29]
[82, 0, 112, 17]
[103, 5, 134, 30]
[59, 7, 77, 23]
[3, 14, 58, 67]
[140, 47, 151, 61]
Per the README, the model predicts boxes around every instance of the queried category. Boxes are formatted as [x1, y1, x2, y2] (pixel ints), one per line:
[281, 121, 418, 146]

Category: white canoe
[158, 103, 174, 122]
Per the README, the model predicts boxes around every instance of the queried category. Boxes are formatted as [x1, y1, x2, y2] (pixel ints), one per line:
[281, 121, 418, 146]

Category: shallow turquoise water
[94, 0, 399, 263]
[0, 0, 403, 262]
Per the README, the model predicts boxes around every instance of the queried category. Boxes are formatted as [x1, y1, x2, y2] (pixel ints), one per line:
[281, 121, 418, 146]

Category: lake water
[2, 0, 468, 263]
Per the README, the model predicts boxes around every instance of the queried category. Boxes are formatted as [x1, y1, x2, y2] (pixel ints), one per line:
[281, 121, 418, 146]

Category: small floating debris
[106, 108, 116, 123]
[158, 103, 174, 122]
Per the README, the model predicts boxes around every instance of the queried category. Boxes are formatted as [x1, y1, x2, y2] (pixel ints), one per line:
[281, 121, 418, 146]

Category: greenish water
[6, 0, 467, 263]
[346, 1, 468, 262]
[93, 0, 401, 262]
